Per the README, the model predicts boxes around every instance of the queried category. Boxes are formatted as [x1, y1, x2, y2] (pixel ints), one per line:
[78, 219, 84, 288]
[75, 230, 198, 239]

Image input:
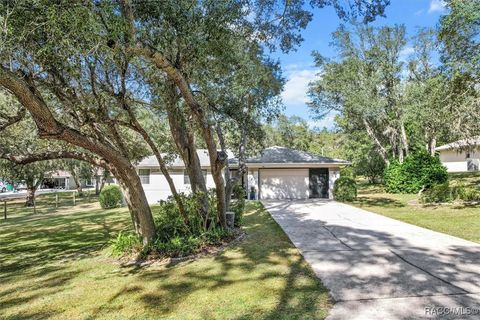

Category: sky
[274, 0, 448, 131]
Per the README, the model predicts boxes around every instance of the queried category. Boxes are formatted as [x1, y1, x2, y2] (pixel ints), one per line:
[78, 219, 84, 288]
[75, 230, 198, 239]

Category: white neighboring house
[436, 138, 480, 172]
[135, 146, 350, 204]
[42, 170, 96, 190]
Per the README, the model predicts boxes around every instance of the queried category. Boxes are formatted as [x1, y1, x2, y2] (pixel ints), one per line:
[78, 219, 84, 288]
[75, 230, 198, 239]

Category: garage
[259, 169, 309, 199]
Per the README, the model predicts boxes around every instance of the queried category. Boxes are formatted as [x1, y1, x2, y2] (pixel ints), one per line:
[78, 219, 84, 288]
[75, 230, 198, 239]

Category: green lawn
[349, 174, 480, 243]
[0, 200, 330, 319]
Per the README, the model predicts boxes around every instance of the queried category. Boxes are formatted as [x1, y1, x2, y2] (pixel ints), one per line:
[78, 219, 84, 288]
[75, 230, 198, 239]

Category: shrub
[230, 184, 246, 226]
[458, 187, 480, 202]
[421, 183, 480, 203]
[111, 189, 238, 258]
[420, 183, 455, 203]
[98, 185, 123, 209]
[333, 177, 357, 201]
[384, 152, 448, 193]
[109, 231, 142, 256]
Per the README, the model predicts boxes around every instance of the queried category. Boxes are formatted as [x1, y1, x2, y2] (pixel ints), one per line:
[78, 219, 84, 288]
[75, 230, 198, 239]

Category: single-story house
[42, 171, 96, 190]
[135, 146, 350, 204]
[436, 138, 480, 172]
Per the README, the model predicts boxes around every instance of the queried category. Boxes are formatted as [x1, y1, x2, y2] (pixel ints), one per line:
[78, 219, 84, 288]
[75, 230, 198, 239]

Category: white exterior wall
[139, 168, 218, 204]
[439, 148, 480, 172]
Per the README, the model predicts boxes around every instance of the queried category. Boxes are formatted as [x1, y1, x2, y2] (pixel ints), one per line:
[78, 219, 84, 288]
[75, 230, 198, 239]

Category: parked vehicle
[0, 181, 14, 193]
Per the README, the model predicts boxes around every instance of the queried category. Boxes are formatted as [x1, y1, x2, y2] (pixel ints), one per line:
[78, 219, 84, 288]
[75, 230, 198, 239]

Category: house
[436, 138, 480, 172]
[42, 171, 96, 190]
[135, 146, 350, 203]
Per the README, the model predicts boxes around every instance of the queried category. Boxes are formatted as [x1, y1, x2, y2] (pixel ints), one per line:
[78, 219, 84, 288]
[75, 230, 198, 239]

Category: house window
[139, 169, 150, 184]
[184, 170, 207, 185]
[466, 153, 471, 159]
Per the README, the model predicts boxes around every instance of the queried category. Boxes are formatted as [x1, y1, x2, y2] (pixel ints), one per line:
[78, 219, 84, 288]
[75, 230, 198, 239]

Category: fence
[1, 190, 97, 220]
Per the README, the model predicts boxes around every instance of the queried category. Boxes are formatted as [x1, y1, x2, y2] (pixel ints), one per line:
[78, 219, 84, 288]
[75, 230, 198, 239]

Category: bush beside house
[333, 176, 357, 201]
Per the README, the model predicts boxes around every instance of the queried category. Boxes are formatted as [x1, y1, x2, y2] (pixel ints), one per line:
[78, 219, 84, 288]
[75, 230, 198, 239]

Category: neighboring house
[436, 138, 480, 172]
[42, 171, 96, 190]
[136, 146, 350, 204]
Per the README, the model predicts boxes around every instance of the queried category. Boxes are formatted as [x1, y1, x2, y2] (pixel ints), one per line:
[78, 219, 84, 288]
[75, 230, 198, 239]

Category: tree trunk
[99, 175, 106, 192]
[363, 118, 390, 166]
[25, 187, 36, 207]
[164, 83, 209, 223]
[122, 106, 188, 225]
[25, 175, 43, 207]
[70, 169, 83, 195]
[112, 165, 156, 245]
[95, 174, 100, 195]
[400, 121, 409, 158]
[427, 136, 437, 156]
[218, 122, 248, 210]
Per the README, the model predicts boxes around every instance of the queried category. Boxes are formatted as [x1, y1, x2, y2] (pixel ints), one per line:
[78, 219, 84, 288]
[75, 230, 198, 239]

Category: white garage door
[259, 169, 309, 200]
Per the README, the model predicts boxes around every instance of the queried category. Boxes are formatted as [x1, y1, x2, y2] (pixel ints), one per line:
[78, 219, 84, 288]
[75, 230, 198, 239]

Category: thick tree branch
[0, 106, 25, 130]
[0, 151, 107, 168]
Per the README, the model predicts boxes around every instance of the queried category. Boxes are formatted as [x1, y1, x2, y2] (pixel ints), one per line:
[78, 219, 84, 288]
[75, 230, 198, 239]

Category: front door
[309, 168, 329, 198]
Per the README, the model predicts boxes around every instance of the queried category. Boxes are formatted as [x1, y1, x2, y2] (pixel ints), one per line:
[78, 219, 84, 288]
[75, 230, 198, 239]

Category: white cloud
[399, 46, 415, 61]
[428, 0, 446, 13]
[307, 112, 338, 131]
[414, 9, 424, 16]
[281, 68, 318, 106]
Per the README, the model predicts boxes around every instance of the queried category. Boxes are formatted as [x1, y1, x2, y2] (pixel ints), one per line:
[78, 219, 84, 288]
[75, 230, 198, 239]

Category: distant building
[42, 170, 96, 190]
[436, 138, 480, 172]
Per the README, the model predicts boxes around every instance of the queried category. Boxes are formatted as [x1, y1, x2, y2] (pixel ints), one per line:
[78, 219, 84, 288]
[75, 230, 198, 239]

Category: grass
[348, 174, 480, 243]
[0, 200, 330, 319]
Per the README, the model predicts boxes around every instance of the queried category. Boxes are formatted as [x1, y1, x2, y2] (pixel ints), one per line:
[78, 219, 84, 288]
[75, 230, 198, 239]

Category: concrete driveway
[263, 200, 480, 320]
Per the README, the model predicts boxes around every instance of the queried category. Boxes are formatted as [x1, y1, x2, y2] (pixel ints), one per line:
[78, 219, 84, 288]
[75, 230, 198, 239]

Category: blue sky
[274, 0, 448, 130]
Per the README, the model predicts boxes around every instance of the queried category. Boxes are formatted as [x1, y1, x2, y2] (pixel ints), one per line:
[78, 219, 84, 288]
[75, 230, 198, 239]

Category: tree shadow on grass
[351, 196, 405, 208]
[114, 202, 331, 319]
[0, 202, 331, 319]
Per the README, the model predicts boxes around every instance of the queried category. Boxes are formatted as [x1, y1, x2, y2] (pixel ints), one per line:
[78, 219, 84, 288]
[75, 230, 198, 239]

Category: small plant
[333, 177, 357, 201]
[109, 231, 142, 256]
[98, 185, 122, 209]
[420, 183, 454, 203]
[458, 187, 480, 202]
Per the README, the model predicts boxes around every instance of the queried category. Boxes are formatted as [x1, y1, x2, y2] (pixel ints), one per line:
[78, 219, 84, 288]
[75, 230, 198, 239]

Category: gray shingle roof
[246, 146, 349, 164]
[436, 137, 480, 151]
[136, 147, 349, 168]
[137, 150, 233, 168]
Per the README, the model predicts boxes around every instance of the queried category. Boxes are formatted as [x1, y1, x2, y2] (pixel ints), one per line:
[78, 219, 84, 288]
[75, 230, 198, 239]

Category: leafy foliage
[384, 152, 448, 194]
[333, 177, 357, 201]
[230, 184, 246, 226]
[98, 185, 123, 209]
[421, 183, 480, 204]
[109, 231, 142, 256]
[110, 189, 242, 257]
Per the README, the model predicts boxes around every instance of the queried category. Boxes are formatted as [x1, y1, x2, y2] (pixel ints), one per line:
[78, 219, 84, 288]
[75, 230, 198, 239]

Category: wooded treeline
[308, 0, 479, 181]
